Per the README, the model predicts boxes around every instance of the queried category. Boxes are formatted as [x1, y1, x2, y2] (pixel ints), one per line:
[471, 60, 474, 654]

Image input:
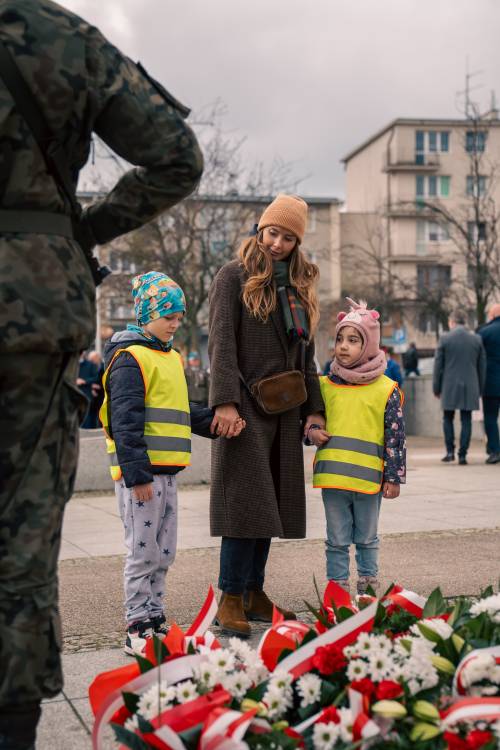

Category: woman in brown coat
[208, 194, 325, 636]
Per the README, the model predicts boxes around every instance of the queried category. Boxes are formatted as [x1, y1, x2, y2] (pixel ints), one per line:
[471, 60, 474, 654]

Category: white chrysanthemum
[175, 680, 199, 703]
[469, 594, 500, 623]
[268, 669, 293, 692]
[337, 707, 354, 743]
[347, 658, 369, 681]
[196, 660, 222, 688]
[220, 671, 253, 699]
[312, 721, 341, 750]
[245, 657, 269, 687]
[355, 632, 376, 655]
[296, 673, 322, 707]
[262, 684, 293, 720]
[411, 618, 453, 641]
[206, 648, 236, 673]
[461, 654, 497, 687]
[368, 652, 396, 681]
[493, 719, 500, 741]
[343, 645, 356, 659]
[136, 681, 175, 719]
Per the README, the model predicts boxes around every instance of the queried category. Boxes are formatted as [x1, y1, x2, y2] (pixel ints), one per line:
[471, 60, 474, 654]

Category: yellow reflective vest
[99, 345, 191, 481]
[313, 374, 398, 494]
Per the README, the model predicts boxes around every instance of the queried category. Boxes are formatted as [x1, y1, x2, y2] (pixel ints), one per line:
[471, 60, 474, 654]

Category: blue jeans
[483, 397, 500, 454]
[218, 537, 271, 595]
[322, 489, 382, 581]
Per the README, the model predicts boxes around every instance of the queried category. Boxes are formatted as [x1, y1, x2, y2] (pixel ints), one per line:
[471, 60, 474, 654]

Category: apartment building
[80, 192, 341, 364]
[340, 113, 500, 349]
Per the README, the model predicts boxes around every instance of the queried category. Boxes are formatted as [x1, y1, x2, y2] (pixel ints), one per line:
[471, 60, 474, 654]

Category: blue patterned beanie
[131, 271, 186, 325]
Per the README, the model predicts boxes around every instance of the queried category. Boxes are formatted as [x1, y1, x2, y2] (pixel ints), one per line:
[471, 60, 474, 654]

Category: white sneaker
[124, 619, 154, 657]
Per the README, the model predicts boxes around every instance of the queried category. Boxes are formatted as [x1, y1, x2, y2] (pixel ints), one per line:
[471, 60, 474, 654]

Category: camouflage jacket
[0, 0, 203, 354]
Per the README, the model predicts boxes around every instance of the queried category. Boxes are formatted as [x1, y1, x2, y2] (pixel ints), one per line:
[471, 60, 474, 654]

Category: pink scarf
[330, 350, 387, 385]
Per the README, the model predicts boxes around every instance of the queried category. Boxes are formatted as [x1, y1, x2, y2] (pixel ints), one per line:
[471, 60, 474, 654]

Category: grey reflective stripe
[323, 436, 383, 459]
[144, 407, 190, 426]
[109, 453, 118, 465]
[144, 435, 191, 453]
[314, 460, 382, 485]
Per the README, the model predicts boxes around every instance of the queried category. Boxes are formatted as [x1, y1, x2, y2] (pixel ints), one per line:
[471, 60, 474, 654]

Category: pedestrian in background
[0, 0, 203, 745]
[77, 351, 99, 428]
[383, 346, 404, 387]
[308, 298, 406, 596]
[184, 350, 209, 405]
[433, 310, 486, 465]
[478, 303, 500, 464]
[403, 341, 420, 377]
[208, 194, 325, 637]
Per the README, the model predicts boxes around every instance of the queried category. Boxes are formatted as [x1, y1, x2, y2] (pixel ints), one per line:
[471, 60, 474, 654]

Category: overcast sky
[64, 0, 499, 199]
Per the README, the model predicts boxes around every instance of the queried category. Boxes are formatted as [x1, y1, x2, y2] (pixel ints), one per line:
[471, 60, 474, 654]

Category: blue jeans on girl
[322, 489, 382, 581]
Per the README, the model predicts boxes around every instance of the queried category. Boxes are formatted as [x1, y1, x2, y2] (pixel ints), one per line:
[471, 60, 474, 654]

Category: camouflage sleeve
[80, 28, 204, 249]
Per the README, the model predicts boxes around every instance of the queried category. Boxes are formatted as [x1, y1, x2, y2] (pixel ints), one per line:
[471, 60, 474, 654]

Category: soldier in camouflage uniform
[0, 0, 203, 746]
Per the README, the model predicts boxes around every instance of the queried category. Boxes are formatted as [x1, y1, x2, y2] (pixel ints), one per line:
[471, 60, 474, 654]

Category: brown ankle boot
[244, 590, 297, 622]
[214, 593, 251, 638]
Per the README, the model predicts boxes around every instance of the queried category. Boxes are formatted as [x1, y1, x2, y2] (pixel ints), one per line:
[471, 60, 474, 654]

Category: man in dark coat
[478, 303, 500, 464]
[433, 310, 486, 464]
[0, 1, 203, 746]
[403, 342, 420, 377]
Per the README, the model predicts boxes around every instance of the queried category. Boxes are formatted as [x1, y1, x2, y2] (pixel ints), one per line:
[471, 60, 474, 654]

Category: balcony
[386, 202, 437, 219]
[384, 152, 440, 173]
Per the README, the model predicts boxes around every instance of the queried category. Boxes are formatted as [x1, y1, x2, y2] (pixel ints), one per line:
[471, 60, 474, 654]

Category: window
[107, 251, 136, 274]
[467, 221, 487, 242]
[415, 130, 450, 163]
[416, 220, 449, 251]
[417, 264, 451, 292]
[465, 130, 487, 152]
[415, 175, 451, 199]
[466, 175, 487, 197]
[108, 298, 133, 320]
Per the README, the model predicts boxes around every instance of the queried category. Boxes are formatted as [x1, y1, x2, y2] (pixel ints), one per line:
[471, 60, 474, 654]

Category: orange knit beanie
[257, 194, 308, 243]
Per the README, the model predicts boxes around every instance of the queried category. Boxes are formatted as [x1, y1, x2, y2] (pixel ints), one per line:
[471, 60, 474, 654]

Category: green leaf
[122, 691, 139, 714]
[136, 714, 153, 734]
[304, 599, 330, 629]
[276, 647, 294, 664]
[134, 653, 155, 673]
[336, 606, 355, 623]
[320, 679, 338, 705]
[178, 723, 203, 750]
[374, 601, 388, 626]
[313, 573, 324, 609]
[422, 587, 447, 617]
[112, 724, 150, 750]
[300, 627, 320, 646]
[245, 680, 268, 701]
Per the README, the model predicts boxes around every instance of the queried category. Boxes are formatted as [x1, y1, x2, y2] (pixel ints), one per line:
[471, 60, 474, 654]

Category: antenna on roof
[456, 56, 483, 118]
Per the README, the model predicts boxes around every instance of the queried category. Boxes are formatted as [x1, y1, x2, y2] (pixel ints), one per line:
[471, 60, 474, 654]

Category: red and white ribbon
[92, 654, 201, 750]
[441, 697, 500, 728]
[200, 709, 257, 749]
[277, 601, 377, 679]
[186, 586, 218, 637]
[383, 585, 426, 617]
[349, 688, 380, 743]
[453, 645, 500, 695]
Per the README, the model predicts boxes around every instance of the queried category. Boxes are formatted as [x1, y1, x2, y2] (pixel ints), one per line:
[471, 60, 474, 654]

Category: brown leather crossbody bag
[240, 342, 307, 416]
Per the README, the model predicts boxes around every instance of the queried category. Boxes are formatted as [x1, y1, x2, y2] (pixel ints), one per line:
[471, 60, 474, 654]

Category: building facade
[340, 113, 500, 350]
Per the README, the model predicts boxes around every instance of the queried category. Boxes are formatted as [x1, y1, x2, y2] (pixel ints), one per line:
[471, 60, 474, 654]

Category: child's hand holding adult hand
[382, 482, 400, 499]
[133, 482, 154, 501]
[211, 403, 241, 438]
[309, 428, 330, 447]
[231, 417, 246, 437]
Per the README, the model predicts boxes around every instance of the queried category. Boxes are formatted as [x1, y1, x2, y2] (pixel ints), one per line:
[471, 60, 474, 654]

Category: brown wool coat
[208, 259, 324, 539]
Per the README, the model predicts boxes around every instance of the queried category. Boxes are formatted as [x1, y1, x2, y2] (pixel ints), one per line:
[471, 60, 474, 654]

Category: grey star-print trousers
[116, 475, 178, 625]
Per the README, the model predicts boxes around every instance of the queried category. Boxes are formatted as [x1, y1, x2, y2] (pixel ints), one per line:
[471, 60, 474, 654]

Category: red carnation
[317, 706, 340, 724]
[443, 731, 468, 750]
[350, 678, 376, 698]
[311, 644, 347, 675]
[375, 680, 403, 700]
[466, 730, 494, 749]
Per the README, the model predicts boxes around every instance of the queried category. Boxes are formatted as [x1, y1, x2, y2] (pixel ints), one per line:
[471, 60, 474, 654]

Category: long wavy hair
[237, 232, 320, 337]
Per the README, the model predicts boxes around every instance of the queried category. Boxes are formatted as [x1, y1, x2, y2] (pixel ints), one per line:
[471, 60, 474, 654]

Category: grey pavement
[37, 436, 500, 749]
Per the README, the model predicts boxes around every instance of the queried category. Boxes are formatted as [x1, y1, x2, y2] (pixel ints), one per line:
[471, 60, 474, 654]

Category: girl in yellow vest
[100, 271, 244, 656]
[307, 298, 406, 595]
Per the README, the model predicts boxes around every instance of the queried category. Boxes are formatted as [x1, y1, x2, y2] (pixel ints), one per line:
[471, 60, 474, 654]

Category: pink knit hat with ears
[335, 297, 382, 366]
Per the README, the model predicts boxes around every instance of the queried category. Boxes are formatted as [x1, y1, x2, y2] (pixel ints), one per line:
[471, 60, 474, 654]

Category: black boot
[0, 702, 41, 749]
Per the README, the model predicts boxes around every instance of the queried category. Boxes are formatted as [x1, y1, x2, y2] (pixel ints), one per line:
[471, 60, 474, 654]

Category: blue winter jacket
[103, 330, 216, 488]
[478, 316, 500, 397]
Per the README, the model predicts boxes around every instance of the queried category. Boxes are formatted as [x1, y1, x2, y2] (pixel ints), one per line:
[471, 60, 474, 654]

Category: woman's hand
[382, 482, 400, 499]
[211, 403, 242, 438]
[303, 413, 326, 438]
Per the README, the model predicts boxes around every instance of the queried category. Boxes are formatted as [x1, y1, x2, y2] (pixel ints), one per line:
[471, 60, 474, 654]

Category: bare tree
[88, 101, 302, 350]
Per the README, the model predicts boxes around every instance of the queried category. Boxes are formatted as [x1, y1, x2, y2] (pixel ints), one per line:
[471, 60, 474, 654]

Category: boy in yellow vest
[307, 298, 406, 595]
[100, 271, 244, 655]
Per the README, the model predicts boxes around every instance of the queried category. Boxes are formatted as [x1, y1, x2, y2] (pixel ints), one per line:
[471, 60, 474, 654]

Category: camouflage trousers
[0, 352, 86, 708]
